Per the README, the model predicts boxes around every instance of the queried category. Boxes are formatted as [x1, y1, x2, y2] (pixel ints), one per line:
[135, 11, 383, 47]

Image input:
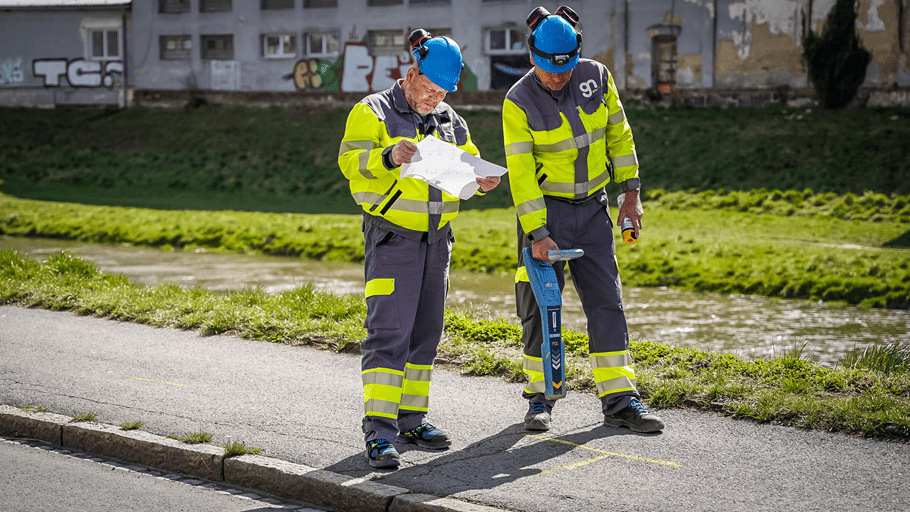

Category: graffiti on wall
[286, 42, 477, 93]
[1, 58, 25, 86]
[33, 58, 123, 87]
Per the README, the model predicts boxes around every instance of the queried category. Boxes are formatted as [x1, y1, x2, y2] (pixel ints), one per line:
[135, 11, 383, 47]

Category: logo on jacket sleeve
[580, 79, 598, 98]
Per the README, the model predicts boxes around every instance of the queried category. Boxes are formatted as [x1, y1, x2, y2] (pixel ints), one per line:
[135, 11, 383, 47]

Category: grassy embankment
[1, 105, 909, 440]
[2, 249, 908, 442]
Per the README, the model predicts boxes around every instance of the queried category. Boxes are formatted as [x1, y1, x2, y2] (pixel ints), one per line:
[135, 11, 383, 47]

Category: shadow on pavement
[324, 421, 658, 495]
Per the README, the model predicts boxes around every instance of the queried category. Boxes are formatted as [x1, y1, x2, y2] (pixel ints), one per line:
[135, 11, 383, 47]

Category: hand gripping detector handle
[616, 194, 638, 245]
[523, 246, 567, 400]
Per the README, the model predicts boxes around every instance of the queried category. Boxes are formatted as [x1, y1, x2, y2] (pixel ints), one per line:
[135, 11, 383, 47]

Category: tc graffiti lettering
[33, 58, 123, 88]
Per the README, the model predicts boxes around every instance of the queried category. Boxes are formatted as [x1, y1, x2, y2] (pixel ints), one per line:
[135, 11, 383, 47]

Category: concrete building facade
[1, 0, 909, 107]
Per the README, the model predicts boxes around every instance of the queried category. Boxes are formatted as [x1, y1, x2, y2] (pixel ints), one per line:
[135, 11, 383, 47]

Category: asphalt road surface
[0, 437, 319, 511]
[1, 306, 908, 512]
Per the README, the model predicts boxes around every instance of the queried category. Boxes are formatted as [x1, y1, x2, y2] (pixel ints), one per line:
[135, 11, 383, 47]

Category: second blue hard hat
[530, 12, 581, 73]
[413, 36, 463, 92]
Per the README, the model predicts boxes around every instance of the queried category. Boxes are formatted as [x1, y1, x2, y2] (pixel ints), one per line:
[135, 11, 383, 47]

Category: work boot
[398, 423, 451, 449]
[365, 439, 400, 469]
[603, 398, 665, 433]
[524, 402, 551, 431]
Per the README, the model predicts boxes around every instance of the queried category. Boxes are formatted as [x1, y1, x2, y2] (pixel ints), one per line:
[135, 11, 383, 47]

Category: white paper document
[400, 135, 508, 200]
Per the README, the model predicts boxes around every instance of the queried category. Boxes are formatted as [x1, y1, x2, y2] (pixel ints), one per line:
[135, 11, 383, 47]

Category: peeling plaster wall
[854, 0, 908, 86]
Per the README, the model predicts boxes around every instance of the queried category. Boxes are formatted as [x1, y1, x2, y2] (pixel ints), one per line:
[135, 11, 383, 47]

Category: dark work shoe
[524, 402, 551, 431]
[365, 439, 400, 468]
[398, 423, 451, 450]
[603, 398, 665, 433]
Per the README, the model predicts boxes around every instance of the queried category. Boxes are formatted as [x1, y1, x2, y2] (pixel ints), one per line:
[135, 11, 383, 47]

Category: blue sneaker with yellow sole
[397, 423, 451, 449]
[365, 439, 400, 468]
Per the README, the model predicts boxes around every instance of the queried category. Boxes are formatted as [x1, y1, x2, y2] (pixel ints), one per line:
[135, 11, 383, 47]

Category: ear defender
[526, 6, 551, 31]
[554, 5, 579, 27]
[409, 29, 432, 60]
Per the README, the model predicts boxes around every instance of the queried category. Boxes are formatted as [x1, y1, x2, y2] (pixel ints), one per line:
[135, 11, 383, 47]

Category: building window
[202, 35, 234, 59]
[304, 32, 340, 57]
[261, 0, 294, 8]
[368, 30, 405, 56]
[200, 0, 232, 12]
[303, 0, 336, 6]
[263, 34, 297, 58]
[368, 0, 403, 6]
[485, 26, 525, 55]
[88, 29, 120, 60]
[160, 0, 190, 13]
[160, 35, 192, 60]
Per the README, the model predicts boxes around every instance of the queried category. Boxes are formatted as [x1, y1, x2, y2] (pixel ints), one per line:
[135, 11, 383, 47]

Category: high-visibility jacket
[338, 80, 480, 233]
[503, 59, 640, 242]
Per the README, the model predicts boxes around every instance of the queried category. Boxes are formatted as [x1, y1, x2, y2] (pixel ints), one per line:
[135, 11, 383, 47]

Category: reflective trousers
[360, 217, 452, 442]
[515, 192, 639, 415]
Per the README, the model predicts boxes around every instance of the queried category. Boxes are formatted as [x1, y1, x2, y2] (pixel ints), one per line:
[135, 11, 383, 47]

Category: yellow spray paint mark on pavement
[129, 377, 185, 387]
[525, 434, 683, 475]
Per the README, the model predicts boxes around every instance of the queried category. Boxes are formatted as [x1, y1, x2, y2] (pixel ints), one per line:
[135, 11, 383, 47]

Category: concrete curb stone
[226, 454, 409, 512]
[0, 405, 68, 444]
[0, 405, 506, 512]
[61, 420, 225, 482]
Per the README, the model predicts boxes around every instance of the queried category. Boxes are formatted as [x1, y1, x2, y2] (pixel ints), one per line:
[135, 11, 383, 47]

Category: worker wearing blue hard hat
[503, 6, 665, 434]
[339, 29, 500, 469]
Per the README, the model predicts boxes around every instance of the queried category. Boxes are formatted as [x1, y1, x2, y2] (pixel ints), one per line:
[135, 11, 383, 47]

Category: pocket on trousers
[365, 293, 400, 330]
[376, 231, 416, 266]
[436, 231, 454, 264]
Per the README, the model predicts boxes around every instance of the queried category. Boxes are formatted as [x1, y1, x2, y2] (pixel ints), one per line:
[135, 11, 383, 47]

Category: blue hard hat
[530, 15, 581, 73]
[413, 36, 463, 92]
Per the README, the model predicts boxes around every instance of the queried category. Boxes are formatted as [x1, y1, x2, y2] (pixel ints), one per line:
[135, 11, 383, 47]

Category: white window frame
[304, 31, 340, 58]
[82, 19, 122, 61]
[263, 33, 298, 59]
[485, 26, 526, 56]
[160, 34, 193, 60]
[367, 29, 405, 56]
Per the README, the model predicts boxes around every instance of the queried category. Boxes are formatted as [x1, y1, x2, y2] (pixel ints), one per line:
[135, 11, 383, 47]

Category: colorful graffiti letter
[341, 44, 372, 93]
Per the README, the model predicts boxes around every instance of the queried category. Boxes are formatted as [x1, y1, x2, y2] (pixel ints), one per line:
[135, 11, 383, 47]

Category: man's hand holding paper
[400, 135, 506, 199]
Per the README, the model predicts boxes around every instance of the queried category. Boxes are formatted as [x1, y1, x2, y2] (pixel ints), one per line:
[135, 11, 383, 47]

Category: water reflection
[3, 236, 907, 367]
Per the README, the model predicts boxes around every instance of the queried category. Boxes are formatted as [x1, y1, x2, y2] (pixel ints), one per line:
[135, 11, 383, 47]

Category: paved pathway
[2, 306, 908, 512]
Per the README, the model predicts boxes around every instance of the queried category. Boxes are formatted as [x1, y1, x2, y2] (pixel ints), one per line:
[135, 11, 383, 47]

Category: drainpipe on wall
[121, 8, 129, 108]
[624, 0, 629, 91]
[712, 0, 717, 88]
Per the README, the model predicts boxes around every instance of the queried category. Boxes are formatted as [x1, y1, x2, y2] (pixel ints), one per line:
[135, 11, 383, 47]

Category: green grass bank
[2, 105, 909, 213]
[2, 193, 908, 308]
[2, 250, 907, 442]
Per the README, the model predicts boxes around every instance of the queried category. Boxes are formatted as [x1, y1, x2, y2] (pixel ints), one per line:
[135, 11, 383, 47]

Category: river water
[3, 236, 907, 367]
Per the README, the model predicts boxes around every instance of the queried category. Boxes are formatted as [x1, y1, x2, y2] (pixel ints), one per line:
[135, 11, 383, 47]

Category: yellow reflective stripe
[515, 196, 546, 217]
[339, 139, 376, 156]
[590, 351, 633, 369]
[515, 266, 529, 283]
[404, 363, 433, 381]
[608, 110, 626, 126]
[363, 368, 404, 417]
[591, 365, 637, 398]
[538, 168, 610, 196]
[364, 399, 399, 418]
[390, 198, 459, 214]
[505, 140, 533, 156]
[352, 191, 384, 205]
[358, 152, 376, 179]
[365, 278, 395, 298]
[610, 153, 638, 169]
[523, 354, 546, 394]
[534, 127, 605, 153]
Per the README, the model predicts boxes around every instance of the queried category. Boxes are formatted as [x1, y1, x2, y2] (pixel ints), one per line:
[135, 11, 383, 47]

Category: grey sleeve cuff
[619, 178, 641, 192]
[381, 146, 397, 170]
[527, 226, 550, 242]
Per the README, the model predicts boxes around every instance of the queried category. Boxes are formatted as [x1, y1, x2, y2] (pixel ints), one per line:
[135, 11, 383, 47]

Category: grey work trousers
[360, 218, 452, 442]
[516, 192, 638, 415]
